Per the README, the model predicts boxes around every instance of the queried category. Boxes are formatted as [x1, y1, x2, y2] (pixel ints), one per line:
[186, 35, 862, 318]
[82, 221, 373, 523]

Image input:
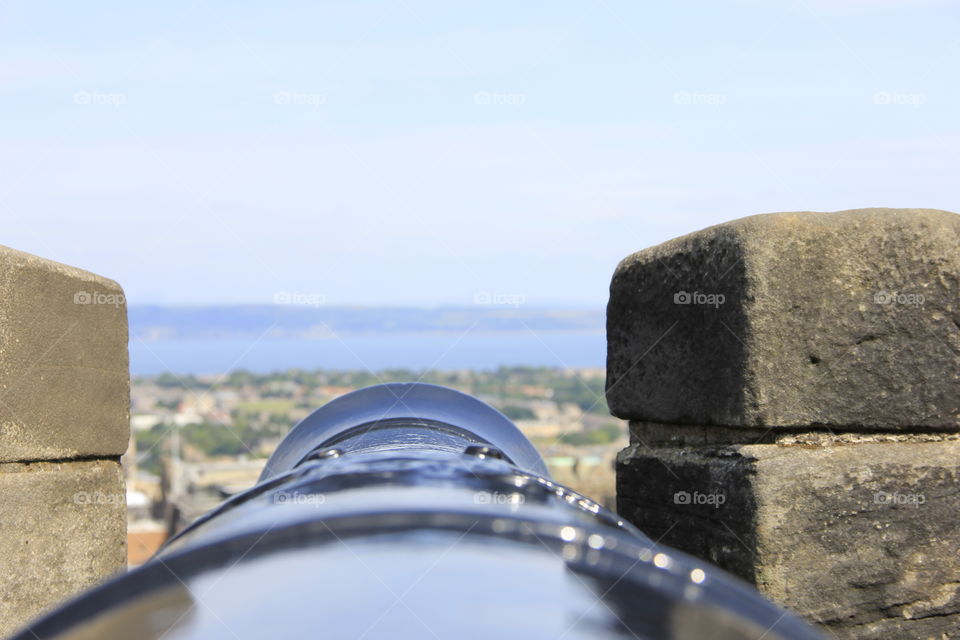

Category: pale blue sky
[2, 0, 957, 306]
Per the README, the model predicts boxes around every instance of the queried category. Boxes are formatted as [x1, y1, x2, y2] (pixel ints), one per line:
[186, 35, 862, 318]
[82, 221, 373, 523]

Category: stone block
[606, 208, 960, 429]
[0, 245, 129, 461]
[0, 459, 126, 637]
[617, 428, 960, 639]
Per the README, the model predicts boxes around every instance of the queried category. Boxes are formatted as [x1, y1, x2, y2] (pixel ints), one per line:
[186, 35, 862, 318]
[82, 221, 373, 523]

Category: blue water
[129, 332, 607, 375]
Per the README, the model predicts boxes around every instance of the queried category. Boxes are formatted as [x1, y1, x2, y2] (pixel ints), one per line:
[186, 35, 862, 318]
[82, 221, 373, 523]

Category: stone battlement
[609, 208, 960, 639]
[0, 246, 128, 637]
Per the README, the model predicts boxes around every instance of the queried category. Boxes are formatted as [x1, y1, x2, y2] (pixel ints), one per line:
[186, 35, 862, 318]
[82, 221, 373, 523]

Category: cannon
[15, 383, 822, 639]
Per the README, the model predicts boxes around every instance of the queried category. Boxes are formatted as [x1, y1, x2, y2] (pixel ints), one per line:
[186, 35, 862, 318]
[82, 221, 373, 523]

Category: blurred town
[124, 366, 625, 566]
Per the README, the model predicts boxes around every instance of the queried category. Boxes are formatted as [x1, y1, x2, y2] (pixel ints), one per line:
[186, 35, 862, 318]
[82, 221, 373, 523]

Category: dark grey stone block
[607, 208, 960, 429]
[617, 431, 960, 639]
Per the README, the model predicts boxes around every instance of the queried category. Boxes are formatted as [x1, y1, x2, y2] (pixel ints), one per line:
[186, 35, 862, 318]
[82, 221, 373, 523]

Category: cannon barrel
[15, 383, 822, 639]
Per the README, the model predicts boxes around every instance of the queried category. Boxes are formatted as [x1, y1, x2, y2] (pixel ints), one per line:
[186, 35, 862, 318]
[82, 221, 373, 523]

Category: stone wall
[608, 208, 960, 639]
[0, 246, 129, 638]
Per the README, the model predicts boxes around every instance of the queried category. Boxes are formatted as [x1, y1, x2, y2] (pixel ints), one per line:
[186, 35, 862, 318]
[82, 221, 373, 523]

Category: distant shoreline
[130, 327, 606, 343]
[128, 305, 605, 342]
[128, 330, 607, 376]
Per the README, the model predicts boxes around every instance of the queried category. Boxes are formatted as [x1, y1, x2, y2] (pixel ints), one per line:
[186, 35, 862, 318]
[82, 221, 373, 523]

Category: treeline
[139, 366, 608, 414]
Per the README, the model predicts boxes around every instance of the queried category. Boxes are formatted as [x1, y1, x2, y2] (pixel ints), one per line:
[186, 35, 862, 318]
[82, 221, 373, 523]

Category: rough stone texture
[607, 208, 960, 429]
[0, 459, 126, 638]
[617, 431, 960, 639]
[0, 245, 129, 461]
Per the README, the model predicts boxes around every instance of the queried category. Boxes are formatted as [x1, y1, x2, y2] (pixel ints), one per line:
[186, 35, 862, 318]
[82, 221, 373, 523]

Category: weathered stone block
[0, 459, 126, 637]
[0, 245, 129, 461]
[617, 429, 960, 639]
[607, 208, 960, 429]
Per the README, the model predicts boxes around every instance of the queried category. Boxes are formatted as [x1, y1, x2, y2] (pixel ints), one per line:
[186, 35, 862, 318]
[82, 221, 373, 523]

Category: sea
[128, 331, 607, 376]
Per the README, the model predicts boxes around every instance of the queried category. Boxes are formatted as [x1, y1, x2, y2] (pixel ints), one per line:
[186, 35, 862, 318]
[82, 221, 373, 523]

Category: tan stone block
[0, 245, 129, 461]
[0, 459, 126, 637]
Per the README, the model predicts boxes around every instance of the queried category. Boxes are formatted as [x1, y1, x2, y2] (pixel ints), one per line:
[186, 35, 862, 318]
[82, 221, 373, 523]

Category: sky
[1, 0, 957, 307]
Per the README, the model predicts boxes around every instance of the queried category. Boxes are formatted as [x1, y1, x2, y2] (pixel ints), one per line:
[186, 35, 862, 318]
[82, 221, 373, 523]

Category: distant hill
[129, 306, 604, 340]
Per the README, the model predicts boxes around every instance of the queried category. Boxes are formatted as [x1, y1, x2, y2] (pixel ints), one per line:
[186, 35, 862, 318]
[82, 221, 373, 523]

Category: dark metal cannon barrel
[15, 383, 822, 639]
